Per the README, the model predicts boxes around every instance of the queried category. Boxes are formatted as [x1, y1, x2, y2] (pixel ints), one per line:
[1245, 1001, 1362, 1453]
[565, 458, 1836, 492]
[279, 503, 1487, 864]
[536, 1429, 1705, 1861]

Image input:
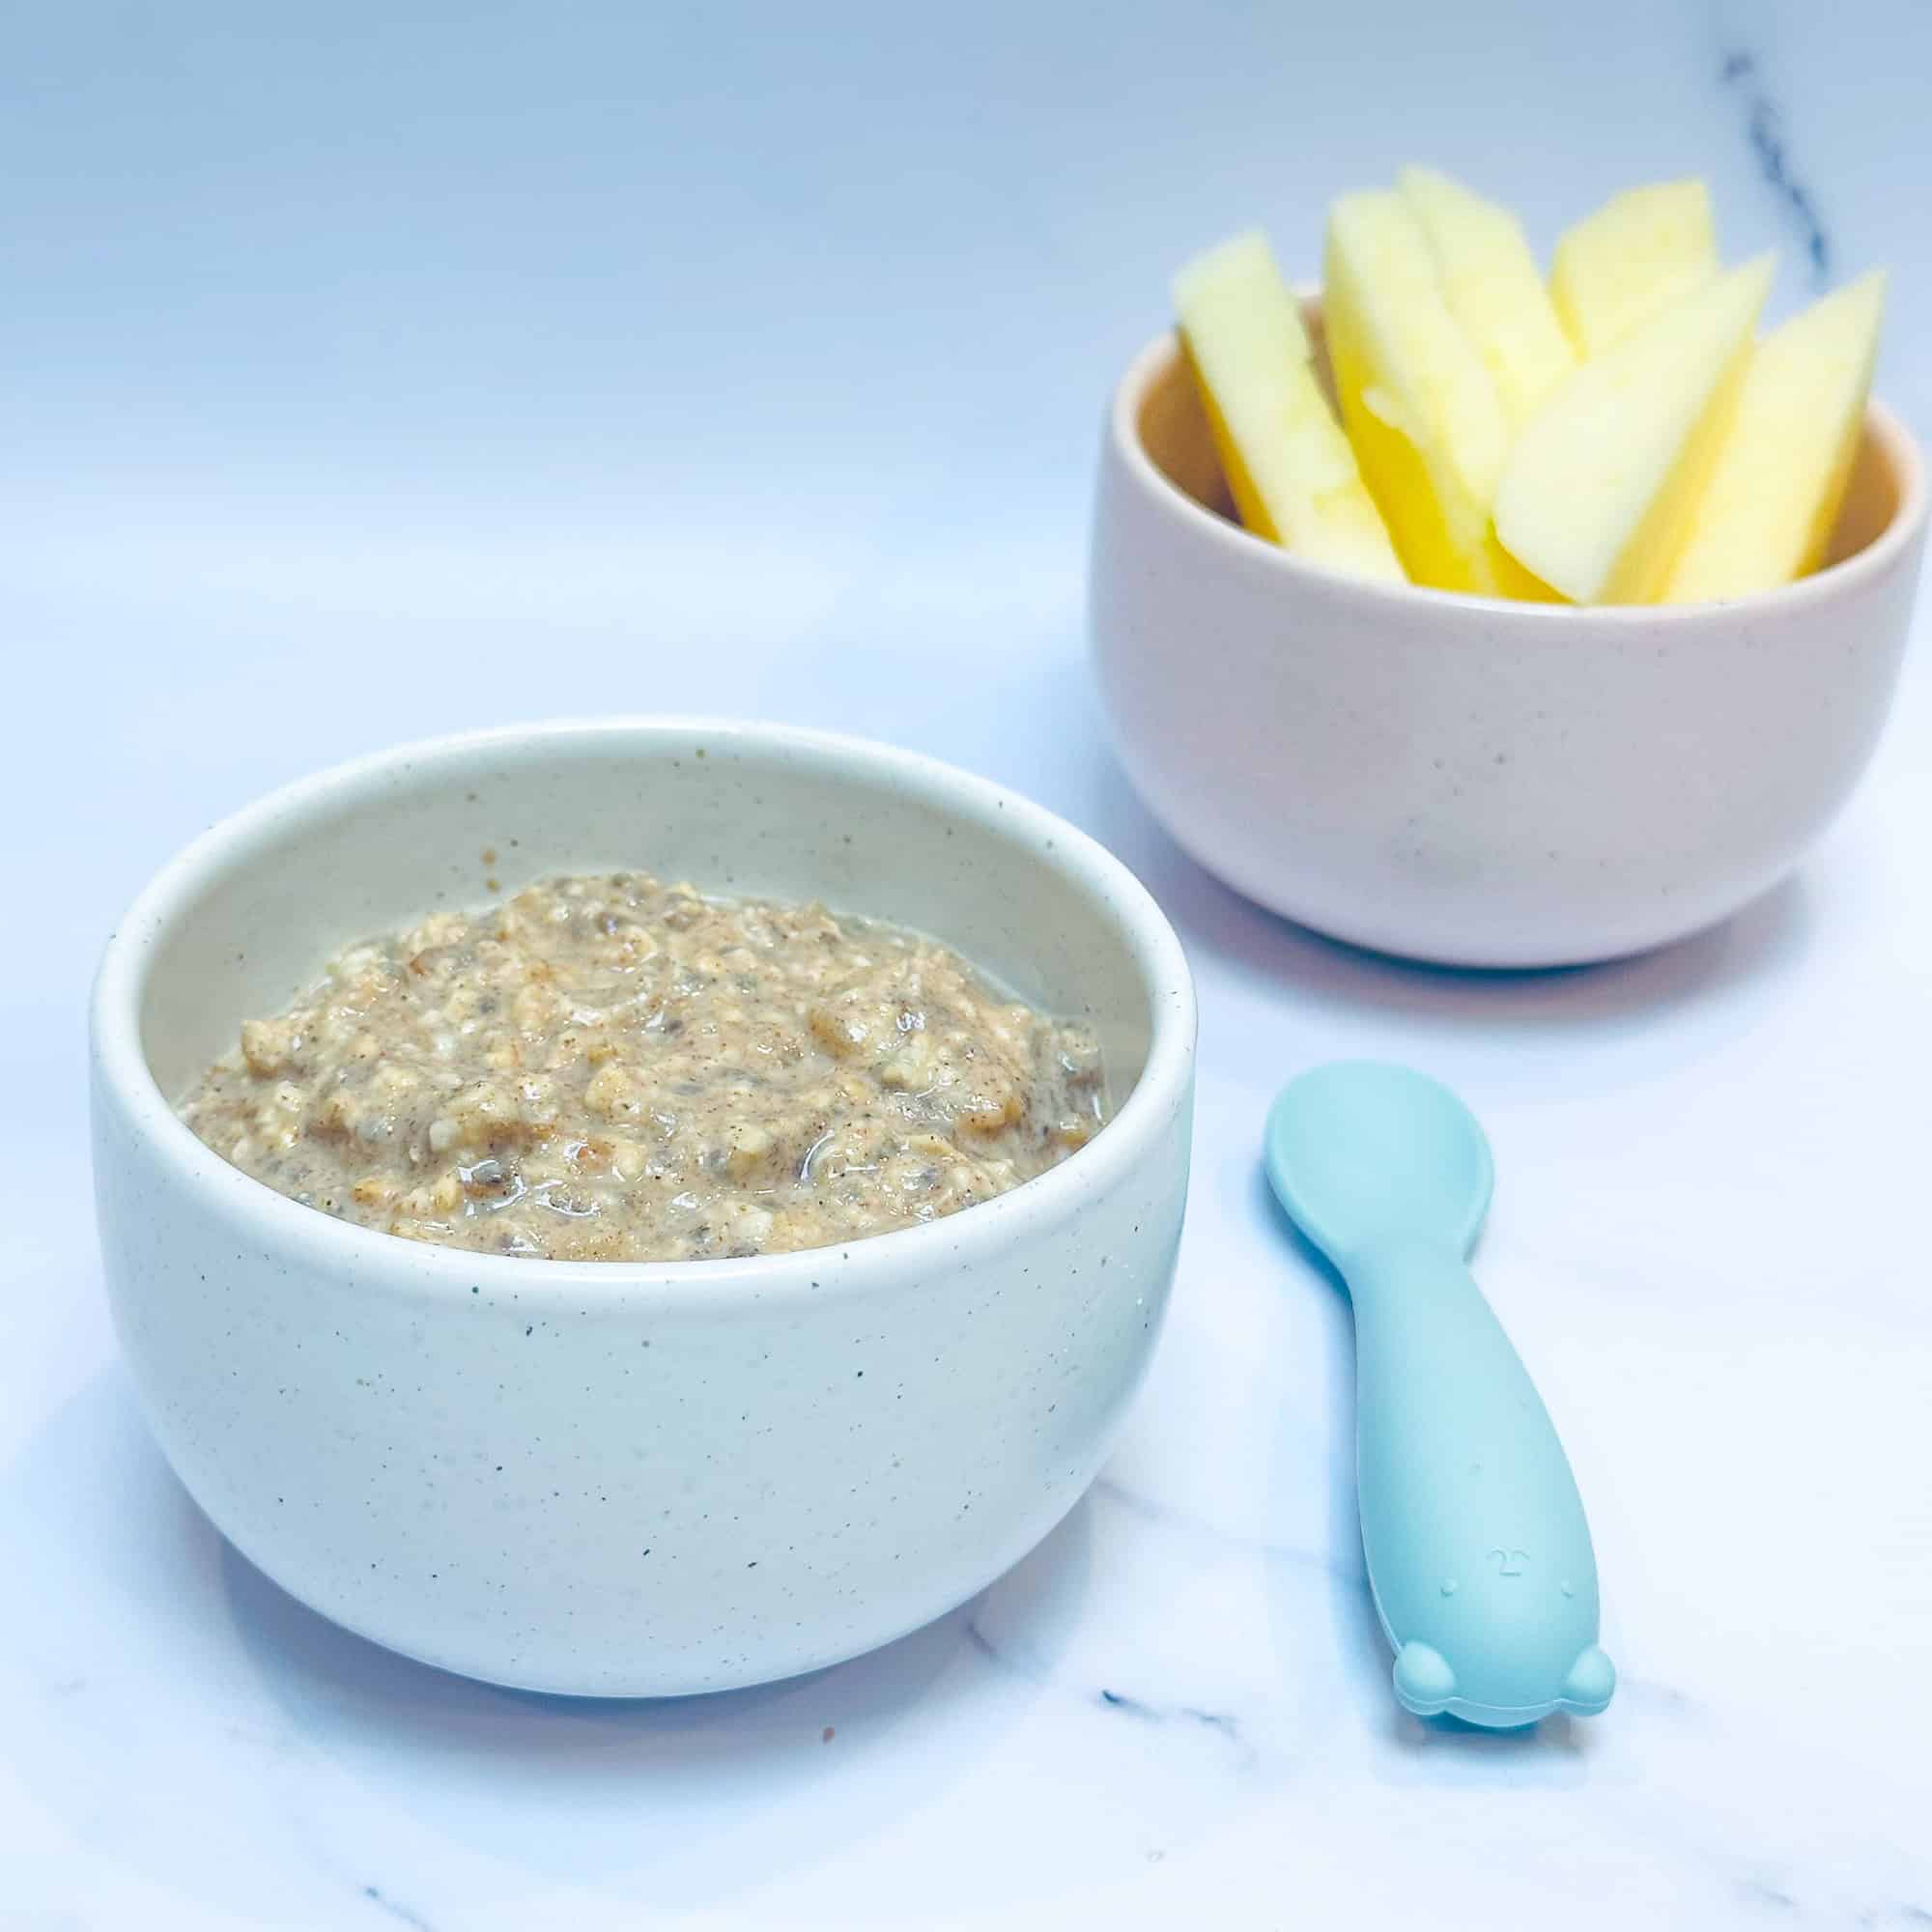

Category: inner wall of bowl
[137, 728, 1156, 1113]
[1137, 324, 1905, 570]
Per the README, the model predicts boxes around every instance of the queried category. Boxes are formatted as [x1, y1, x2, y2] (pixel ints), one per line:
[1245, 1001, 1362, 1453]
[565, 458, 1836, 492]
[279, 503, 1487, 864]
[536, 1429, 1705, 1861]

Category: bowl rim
[1113, 322, 1930, 621]
[92, 716, 1197, 1309]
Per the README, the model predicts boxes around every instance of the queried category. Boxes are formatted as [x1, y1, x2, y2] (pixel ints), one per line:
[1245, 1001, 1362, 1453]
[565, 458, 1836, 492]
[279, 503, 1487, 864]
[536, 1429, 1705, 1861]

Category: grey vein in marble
[1094, 1689, 1258, 1771]
[1090, 1475, 1364, 1582]
[360, 1884, 437, 1932]
[963, 1620, 1261, 1774]
[1720, 47, 1832, 280]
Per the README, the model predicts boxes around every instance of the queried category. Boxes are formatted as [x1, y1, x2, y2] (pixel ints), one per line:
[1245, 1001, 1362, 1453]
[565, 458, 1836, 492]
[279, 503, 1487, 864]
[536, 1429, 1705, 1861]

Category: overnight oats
[178, 872, 1108, 1262]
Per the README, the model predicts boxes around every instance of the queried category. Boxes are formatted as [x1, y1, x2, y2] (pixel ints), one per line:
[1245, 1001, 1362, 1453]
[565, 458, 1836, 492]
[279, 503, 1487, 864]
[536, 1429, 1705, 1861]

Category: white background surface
[5, 2, 1930, 1925]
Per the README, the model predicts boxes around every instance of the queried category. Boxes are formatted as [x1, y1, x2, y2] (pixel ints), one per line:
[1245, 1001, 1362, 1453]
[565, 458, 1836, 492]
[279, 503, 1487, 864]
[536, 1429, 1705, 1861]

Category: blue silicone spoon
[1264, 1061, 1615, 1728]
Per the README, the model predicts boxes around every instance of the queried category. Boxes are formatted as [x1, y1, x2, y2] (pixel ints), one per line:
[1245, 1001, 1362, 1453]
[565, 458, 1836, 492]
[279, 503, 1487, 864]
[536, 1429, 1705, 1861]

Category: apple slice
[1398, 166, 1576, 432]
[1494, 254, 1776, 604]
[1662, 270, 1888, 602]
[1550, 180, 1718, 358]
[1322, 189, 1530, 595]
[1172, 230, 1404, 582]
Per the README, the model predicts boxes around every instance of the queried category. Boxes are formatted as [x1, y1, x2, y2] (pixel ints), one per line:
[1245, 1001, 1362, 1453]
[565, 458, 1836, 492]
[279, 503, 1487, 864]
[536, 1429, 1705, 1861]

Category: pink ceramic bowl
[1091, 305, 1926, 967]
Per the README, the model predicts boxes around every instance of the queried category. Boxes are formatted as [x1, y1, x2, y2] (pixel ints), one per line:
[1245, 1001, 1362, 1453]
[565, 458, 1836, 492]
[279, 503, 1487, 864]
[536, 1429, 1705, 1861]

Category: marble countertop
[5, 1, 1929, 1924]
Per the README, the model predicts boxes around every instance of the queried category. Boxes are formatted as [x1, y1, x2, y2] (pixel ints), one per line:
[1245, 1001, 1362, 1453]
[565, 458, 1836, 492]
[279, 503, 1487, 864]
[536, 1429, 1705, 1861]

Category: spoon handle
[1346, 1240, 1614, 1727]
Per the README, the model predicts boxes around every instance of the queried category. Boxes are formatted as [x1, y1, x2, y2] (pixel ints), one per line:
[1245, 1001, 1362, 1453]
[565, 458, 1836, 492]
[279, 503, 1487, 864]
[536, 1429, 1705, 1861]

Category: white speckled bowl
[91, 720, 1195, 1695]
[1092, 314, 1927, 967]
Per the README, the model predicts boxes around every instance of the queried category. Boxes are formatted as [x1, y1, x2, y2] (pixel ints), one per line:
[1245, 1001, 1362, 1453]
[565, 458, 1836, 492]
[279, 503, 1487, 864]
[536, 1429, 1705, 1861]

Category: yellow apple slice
[1494, 254, 1776, 604]
[1550, 180, 1718, 358]
[1172, 230, 1405, 582]
[1662, 270, 1888, 602]
[1398, 165, 1576, 432]
[1322, 189, 1529, 595]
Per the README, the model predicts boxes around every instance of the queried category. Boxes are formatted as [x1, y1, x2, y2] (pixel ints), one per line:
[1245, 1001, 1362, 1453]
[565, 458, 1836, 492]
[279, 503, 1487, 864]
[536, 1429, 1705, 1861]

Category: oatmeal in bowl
[92, 719, 1193, 1695]
[181, 870, 1108, 1262]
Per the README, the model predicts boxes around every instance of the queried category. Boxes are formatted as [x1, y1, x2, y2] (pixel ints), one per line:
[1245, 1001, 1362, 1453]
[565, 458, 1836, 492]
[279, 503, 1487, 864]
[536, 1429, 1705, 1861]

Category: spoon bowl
[1265, 1061, 1493, 1267]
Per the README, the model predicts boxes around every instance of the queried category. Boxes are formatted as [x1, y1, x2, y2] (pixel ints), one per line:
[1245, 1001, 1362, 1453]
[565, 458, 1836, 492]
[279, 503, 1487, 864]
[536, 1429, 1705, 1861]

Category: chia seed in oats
[178, 871, 1108, 1263]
